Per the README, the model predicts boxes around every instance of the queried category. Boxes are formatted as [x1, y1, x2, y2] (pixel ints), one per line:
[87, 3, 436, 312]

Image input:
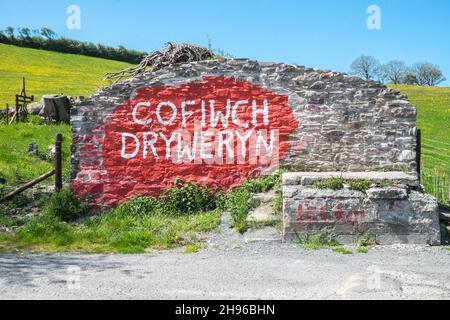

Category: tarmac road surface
[1, 234, 449, 300]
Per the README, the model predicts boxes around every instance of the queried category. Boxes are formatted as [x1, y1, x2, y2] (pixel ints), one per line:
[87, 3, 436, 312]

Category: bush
[161, 179, 216, 215]
[225, 187, 254, 233]
[241, 171, 283, 194]
[114, 195, 158, 217]
[43, 188, 87, 222]
[99, 181, 220, 219]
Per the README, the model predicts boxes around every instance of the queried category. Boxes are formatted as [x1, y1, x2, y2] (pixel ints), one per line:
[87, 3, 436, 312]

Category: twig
[104, 43, 214, 83]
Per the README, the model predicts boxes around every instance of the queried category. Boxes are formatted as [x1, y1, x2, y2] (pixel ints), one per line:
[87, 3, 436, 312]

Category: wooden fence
[0, 134, 63, 203]
[419, 131, 450, 206]
[421, 173, 450, 205]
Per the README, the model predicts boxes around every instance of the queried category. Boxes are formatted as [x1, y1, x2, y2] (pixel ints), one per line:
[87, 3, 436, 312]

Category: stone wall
[71, 59, 418, 209]
[282, 172, 441, 245]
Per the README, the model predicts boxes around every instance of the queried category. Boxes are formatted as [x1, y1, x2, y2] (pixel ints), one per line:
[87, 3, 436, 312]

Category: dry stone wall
[71, 59, 418, 209]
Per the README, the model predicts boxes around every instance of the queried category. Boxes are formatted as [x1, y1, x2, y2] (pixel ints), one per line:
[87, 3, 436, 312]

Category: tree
[0, 25, 145, 64]
[403, 73, 417, 85]
[413, 62, 446, 86]
[380, 60, 408, 84]
[5, 26, 14, 39]
[40, 27, 56, 40]
[350, 55, 381, 81]
[18, 27, 31, 39]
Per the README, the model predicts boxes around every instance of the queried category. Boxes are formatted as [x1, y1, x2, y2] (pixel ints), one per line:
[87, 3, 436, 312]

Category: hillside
[389, 85, 450, 176]
[0, 43, 133, 106]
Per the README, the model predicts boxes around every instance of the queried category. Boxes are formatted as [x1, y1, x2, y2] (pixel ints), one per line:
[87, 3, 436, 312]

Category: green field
[389, 85, 450, 176]
[389, 85, 450, 204]
[0, 44, 133, 187]
[0, 118, 70, 185]
[0, 43, 133, 107]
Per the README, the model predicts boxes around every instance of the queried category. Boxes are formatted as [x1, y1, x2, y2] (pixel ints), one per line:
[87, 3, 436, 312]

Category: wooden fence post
[15, 95, 19, 123]
[55, 134, 63, 192]
[416, 129, 421, 183]
[0, 170, 55, 203]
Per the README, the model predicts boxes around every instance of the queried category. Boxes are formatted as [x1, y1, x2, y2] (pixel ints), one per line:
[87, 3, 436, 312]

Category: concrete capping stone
[300, 188, 366, 199]
[282, 172, 418, 186]
[366, 187, 408, 200]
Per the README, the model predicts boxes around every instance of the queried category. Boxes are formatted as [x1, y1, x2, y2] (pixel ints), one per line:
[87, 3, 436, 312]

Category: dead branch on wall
[104, 43, 214, 83]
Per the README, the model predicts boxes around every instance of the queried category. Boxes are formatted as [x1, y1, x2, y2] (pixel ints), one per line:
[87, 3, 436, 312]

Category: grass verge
[0, 209, 221, 254]
[0, 183, 222, 253]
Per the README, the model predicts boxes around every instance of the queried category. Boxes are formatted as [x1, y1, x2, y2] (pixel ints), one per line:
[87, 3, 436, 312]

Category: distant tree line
[350, 55, 446, 86]
[0, 26, 146, 64]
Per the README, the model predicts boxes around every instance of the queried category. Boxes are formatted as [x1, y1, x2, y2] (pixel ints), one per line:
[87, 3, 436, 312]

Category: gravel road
[1, 220, 449, 300]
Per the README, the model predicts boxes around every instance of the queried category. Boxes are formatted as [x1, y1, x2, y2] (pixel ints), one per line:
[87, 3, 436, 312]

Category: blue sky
[1, 0, 449, 86]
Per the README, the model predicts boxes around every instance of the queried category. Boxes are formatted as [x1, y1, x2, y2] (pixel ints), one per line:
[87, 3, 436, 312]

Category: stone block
[367, 187, 408, 200]
[282, 172, 440, 245]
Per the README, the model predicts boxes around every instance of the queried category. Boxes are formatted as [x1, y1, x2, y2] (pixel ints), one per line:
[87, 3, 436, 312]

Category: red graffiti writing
[297, 203, 366, 225]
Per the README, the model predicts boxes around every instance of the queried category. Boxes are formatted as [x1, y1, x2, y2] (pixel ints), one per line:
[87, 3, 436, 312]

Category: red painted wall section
[72, 76, 298, 208]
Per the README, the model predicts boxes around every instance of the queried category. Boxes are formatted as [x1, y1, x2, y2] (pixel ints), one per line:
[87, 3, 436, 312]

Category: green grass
[332, 247, 353, 255]
[0, 182, 222, 253]
[0, 43, 132, 186]
[184, 244, 203, 254]
[247, 218, 283, 232]
[297, 230, 340, 250]
[347, 180, 372, 192]
[389, 85, 450, 176]
[0, 117, 71, 185]
[0, 43, 133, 107]
[389, 85, 450, 204]
[313, 178, 344, 190]
[0, 209, 221, 254]
[356, 233, 377, 247]
[356, 247, 369, 254]
[225, 172, 284, 233]
[312, 179, 373, 192]
[0, 214, 23, 228]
